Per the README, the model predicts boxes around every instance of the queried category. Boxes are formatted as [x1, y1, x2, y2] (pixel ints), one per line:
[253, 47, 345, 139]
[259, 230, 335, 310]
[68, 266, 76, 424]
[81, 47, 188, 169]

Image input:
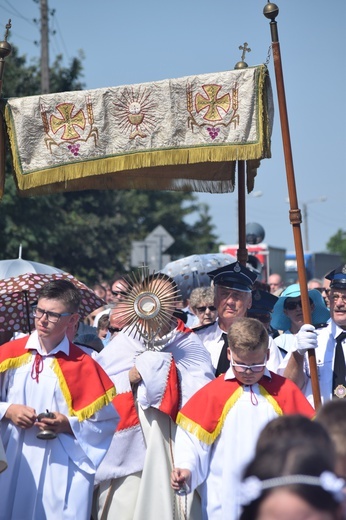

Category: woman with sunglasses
[189, 286, 218, 328]
[271, 284, 330, 356]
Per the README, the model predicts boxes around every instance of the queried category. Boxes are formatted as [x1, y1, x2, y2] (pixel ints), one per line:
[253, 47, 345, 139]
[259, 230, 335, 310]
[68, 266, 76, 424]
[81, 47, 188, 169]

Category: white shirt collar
[25, 330, 70, 356]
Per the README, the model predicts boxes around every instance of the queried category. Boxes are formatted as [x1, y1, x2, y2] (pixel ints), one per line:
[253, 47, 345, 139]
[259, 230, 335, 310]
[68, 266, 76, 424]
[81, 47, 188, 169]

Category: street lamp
[302, 197, 327, 251]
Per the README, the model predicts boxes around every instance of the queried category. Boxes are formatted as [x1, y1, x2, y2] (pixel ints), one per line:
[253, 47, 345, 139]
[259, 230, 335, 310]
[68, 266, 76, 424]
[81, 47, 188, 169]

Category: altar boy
[171, 317, 315, 520]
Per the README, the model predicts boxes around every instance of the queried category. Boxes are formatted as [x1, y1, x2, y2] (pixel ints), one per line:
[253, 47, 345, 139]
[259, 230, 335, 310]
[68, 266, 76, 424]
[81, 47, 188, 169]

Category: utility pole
[40, 0, 50, 93]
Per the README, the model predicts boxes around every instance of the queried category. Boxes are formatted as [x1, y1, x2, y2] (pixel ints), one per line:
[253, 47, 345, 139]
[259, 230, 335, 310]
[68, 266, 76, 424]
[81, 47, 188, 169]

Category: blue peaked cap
[325, 264, 346, 289]
[207, 261, 257, 293]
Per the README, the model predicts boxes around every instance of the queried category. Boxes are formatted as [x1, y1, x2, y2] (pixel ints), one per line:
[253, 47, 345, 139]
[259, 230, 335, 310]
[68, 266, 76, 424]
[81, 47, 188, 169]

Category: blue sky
[3, 0, 346, 253]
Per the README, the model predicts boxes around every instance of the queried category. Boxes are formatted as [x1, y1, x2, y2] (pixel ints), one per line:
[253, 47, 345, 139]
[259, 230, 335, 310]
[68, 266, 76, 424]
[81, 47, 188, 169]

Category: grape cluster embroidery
[67, 143, 81, 156]
[207, 127, 220, 140]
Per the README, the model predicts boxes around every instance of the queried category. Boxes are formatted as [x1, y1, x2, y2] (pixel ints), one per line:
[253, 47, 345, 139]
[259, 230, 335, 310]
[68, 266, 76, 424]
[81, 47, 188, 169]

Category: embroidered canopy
[1, 64, 273, 198]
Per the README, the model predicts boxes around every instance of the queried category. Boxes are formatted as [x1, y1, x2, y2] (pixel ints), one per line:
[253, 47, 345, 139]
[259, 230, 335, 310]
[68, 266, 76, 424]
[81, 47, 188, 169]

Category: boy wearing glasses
[0, 279, 119, 520]
[171, 317, 314, 520]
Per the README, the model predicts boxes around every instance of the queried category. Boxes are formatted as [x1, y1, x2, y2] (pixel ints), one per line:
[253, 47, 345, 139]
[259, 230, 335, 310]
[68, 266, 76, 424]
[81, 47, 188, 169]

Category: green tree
[326, 229, 346, 262]
[0, 46, 220, 285]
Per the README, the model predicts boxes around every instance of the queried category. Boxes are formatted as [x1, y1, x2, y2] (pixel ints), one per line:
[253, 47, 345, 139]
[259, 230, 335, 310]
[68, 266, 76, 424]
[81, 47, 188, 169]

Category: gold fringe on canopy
[1, 64, 273, 198]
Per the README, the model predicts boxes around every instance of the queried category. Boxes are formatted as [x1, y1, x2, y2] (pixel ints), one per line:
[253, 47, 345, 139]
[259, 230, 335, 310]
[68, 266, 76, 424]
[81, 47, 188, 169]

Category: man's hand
[171, 468, 191, 493]
[129, 366, 142, 384]
[5, 404, 37, 429]
[36, 412, 73, 435]
[294, 324, 317, 355]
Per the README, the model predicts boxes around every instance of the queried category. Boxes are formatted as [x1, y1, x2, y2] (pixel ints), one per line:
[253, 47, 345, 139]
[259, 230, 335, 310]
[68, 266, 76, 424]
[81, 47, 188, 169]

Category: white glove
[293, 324, 317, 355]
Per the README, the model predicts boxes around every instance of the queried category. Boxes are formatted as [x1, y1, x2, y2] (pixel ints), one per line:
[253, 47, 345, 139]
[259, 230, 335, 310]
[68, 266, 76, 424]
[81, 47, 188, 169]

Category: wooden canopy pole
[237, 160, 248, 267]
[0, 20, 12, 199]
[263, 3, 321, 409]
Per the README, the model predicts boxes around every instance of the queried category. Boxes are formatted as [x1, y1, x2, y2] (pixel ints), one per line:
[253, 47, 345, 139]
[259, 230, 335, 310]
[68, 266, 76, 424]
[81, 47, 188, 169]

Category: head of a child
[316, 399, 346, 480]
[227, 317, 269, 386]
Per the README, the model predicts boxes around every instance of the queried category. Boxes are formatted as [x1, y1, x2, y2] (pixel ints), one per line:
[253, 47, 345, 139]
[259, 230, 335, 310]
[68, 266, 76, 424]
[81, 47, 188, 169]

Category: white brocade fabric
[6, 67, 271, 174]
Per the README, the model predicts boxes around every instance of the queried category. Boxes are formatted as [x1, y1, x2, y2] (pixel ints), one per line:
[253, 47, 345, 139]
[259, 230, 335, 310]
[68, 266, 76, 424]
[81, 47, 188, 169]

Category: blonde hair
[227, 317, 268, 354]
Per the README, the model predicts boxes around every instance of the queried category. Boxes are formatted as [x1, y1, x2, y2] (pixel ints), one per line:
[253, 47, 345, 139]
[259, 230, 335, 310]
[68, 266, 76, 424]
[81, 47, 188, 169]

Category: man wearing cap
[195, 262, 283, 376]
[247, 288, 279, 337]
[283, 264, 346, 405]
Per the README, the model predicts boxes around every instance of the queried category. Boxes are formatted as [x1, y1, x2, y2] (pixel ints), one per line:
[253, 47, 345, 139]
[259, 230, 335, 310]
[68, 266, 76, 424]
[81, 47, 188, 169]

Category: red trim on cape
[176, 319, 193, 334]
[158, 358, 180, 420]
[178, 372, 314, 435]
[55, 342, 116, 413]
[0, 336, 115, 415]
[0, 336, 31, 365]
[113, 391, 140, 432]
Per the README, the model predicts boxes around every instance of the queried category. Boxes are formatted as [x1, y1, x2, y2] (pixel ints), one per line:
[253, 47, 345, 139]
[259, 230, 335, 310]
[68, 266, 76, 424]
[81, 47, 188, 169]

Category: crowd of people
[0, 260, 345, 519]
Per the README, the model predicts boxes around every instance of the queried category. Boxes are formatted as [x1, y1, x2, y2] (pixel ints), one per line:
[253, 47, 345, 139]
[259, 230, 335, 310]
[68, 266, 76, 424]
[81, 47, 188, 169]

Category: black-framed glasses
[230, 353, 266, 373]
[196, 305, 217, 313]
[33, 307, 73, 323]
[284, 298, 313, 311]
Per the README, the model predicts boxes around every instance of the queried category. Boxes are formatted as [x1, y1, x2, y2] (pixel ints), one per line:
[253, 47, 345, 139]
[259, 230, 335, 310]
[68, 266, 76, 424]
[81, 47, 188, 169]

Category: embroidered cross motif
[195, 85, 231, 122]
[50, 103, 86, 140]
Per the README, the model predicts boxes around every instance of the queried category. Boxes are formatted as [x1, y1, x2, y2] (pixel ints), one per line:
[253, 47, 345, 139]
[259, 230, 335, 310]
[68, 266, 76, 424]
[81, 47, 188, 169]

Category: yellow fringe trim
[259, 385, 283, 416]
[3, 65, 272, 196]
[51, 358, 116, 422]
[176, 386, 244, 445]
[0, 352, 32, 372]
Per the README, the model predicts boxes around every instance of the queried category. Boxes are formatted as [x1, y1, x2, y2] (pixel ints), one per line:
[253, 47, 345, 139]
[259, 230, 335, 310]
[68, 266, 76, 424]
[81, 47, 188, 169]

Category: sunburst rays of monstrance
[114, 268, 180, 349]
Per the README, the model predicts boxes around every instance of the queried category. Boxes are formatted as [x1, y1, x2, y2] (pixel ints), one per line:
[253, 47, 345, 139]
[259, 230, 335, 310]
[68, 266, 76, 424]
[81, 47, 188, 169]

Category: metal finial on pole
[234, 42, 251, 70]
[263, 3, 321, 409]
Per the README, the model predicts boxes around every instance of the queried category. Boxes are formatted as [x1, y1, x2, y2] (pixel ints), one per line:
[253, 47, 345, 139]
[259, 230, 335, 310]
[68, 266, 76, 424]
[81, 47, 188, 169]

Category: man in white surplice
[93, 273, 214, 520]
[0, 280, 119, 520]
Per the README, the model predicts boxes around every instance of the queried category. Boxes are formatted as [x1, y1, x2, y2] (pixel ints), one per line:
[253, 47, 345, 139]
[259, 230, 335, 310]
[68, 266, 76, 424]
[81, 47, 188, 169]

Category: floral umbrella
[0, 272, 106, 334]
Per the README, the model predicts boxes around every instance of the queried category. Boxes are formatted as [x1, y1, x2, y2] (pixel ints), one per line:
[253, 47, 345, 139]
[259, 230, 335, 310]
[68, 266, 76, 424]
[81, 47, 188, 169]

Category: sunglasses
[284, 298, 313, 311]
[196, 305, 217, 313]
[230, 354, 267, 373]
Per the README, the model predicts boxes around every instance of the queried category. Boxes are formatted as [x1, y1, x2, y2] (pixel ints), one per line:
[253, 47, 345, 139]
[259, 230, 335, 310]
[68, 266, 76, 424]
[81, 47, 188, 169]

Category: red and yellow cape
[0, 336, 116, 422]
[177, 372, 315, 445]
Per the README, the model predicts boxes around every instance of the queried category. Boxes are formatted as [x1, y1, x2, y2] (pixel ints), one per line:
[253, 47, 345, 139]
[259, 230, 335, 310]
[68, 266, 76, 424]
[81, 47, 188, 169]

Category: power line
[1, 1, 36, 26]
[50, 10, 70, 60]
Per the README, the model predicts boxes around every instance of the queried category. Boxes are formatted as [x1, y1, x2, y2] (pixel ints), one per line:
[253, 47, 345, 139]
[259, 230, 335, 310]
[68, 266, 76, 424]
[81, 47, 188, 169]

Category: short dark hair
[256, 414, 334, 456]
[38, 279, 81, 313]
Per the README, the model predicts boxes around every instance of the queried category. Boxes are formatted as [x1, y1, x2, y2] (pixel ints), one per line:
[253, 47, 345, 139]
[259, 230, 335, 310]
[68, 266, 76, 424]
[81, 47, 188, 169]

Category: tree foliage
[0, 45, 220, 285]
[327, 229, 346, 262]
